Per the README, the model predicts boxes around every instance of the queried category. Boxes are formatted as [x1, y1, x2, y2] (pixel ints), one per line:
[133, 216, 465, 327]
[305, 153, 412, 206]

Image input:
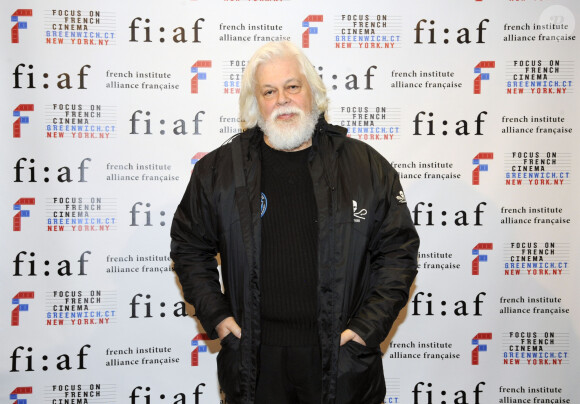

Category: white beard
[258, 106, 319, 151]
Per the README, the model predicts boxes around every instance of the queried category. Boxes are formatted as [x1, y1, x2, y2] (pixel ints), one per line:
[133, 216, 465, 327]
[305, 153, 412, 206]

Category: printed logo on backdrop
[46, 290, 116, 326]
[106, 162, 180, 183]
[302, 15, 323, 48]
[411, 291, 486, 317]
[332, 106, 400, 142]
[14, 157, 91, 184]
[413, 110, 487, 137]
[191, 60, 211, 93]
[472, 332, 492, 365]
[505, 152, 571, 186]
[412, 202, 487, 227]
[218, 21, 290, 43]
[46, 197, 117, 232]
[13, 63, 91, 90]
[47, 104, 117, 139]
[500, 294, 571, 316]
[414, 18, 489, 45]
[13, 104, 34, 138]
[472, 243, 492, 275]
[191, 333, 210, 366]
[128, 16, 204, 43]
[11, 291, 34, 326]
[501, 113, 573, 136]
[390, 68, 462, 90]
[413, 18, 489, 45]
[500, 204, 571, 225]
[506, 60, 574, 94]
[12, 198, 36, 231]
[503, 331, 569, 366]
[105, 69, 178, 91]
[106, 344, 179, 367]
[128, 110, 205, 136]
[474, 61, 495, 94]
[10, 387, 32, 403]
[13, 198, 35, 231]
[472, 153, 493, 185]
[388, 338, 460, 361]
[45, 384, 113, 403]
[333, 14, 401, 50]
[10, 339, 90, 373]
[222, 60, 245, 95]
[503, 241, 570, 277]
[45, 9, 116, 46]
[503, 5, 576, 43]
[11, 9, 32, 43]
[13, 250, 91, 277]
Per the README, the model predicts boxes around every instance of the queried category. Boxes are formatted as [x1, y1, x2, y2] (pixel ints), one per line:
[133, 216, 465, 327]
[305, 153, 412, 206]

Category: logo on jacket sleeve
[396, 190, 407, 204]
[352, 200, 367, 222]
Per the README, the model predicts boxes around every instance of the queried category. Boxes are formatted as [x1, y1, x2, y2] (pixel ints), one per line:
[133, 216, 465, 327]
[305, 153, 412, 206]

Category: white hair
[239, 41, 328, 129]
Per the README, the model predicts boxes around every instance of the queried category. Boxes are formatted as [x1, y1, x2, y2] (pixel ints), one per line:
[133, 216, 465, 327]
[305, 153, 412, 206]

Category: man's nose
[276, 90, 290, 105]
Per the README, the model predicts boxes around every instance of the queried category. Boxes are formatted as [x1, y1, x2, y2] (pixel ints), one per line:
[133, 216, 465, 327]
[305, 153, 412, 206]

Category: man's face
[255, 56, 313, 123]
[254, 56, 317, 152]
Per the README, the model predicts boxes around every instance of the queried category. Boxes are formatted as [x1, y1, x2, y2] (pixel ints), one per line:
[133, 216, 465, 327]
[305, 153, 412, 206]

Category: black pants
[255, 344, 322, 404]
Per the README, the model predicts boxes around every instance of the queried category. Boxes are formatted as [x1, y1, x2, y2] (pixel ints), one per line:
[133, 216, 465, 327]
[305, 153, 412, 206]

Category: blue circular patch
[260, 193, 267, 217]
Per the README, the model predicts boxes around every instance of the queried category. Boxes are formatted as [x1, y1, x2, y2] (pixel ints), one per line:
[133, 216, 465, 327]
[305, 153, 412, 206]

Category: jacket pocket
[217, 333, 242, 403]
[336, 341, 386, 404]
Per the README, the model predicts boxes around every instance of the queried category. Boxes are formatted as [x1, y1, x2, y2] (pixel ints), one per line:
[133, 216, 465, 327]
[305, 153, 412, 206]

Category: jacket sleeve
[170, 157, 233, 340]
[347, 164, 419, 347]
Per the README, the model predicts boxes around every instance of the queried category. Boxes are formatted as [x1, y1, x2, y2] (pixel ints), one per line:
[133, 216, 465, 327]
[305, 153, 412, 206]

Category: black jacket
[170, 117, 419, 404]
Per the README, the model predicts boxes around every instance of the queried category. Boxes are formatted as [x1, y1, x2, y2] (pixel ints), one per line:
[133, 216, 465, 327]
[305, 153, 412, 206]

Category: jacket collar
[312, 113, 347, 154]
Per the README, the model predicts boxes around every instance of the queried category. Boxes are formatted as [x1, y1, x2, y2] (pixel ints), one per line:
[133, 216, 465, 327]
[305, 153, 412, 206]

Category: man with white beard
[171, 41, 419, 404]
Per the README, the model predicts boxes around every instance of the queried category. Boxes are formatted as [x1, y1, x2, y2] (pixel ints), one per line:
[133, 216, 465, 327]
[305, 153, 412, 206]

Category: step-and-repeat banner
[2, 0, 579, 403]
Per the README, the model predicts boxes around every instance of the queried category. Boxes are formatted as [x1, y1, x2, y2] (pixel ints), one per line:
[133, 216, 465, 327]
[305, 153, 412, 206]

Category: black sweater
[260, 141, 319, 346]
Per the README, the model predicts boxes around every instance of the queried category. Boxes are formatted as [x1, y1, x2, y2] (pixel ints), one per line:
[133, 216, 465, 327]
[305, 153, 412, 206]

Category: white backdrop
[2, 1, 579, 403]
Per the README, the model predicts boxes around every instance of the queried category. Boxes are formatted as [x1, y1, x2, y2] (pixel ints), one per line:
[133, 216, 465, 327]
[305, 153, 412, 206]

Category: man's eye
[287, 85, 301, 93]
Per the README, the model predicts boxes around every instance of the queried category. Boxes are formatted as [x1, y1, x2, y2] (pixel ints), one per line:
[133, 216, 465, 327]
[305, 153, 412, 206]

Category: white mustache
[271, 107, 303, 120]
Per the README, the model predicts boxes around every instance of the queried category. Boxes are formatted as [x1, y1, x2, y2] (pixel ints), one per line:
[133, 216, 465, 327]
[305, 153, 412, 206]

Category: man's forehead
[256, 57, 304, 84]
